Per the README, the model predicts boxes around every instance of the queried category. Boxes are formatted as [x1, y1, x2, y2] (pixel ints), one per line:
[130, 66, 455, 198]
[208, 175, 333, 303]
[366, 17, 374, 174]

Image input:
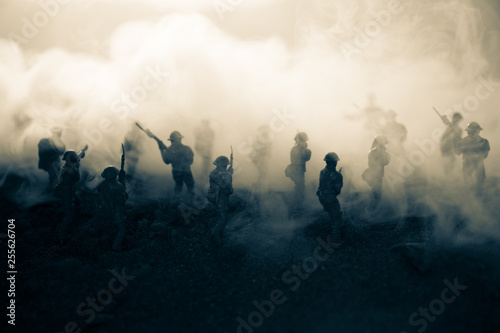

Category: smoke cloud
[1, 0, 499, 243]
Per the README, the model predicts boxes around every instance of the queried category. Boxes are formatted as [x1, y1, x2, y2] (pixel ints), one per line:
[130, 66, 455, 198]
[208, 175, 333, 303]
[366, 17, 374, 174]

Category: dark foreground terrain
[2, 176, 500, 333]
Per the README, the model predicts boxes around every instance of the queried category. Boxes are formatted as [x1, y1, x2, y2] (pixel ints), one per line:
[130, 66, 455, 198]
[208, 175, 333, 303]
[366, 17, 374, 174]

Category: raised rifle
[228, 145, 234, 175]
[433, 107, 451, 126]
[119, 143, 126, 187]
[78, 144, 89, 159]
[135, 122, 167, 150]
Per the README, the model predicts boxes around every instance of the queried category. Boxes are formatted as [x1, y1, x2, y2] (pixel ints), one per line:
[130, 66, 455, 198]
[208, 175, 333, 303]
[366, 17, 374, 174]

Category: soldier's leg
[476, 165, 486, 196]
[48, 161, 60, 189]
[172, 170, 184, 194]
[328, 199, 342, 244]
[112, 206, 126, 251]
[211, 200, 229, 246]
[59, 196, 73, 240]
[294, 172, 305, 205]
[369, 178, 382, 209]
[184, 171, 195, 195]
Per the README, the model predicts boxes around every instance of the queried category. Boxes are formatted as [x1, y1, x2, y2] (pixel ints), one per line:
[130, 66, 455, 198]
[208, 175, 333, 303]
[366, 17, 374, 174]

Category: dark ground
[1, 175, 500, 333]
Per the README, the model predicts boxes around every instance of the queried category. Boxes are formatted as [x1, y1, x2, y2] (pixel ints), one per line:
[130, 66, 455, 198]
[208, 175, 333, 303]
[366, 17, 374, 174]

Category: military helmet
[213, 155, 230, 166]
[324, 152, 340, 162]
[452, 112, 463, 120]
[168, 131, 183, 141]
[466, 121, 482, 132]
[373, 135, 389, 147]
[101, 166, 119, 179]
[294, 132, 309, 142]
[62, 150, 79, 162]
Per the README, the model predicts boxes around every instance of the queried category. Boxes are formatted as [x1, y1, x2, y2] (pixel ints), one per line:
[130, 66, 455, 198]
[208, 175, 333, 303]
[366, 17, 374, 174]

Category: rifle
[78, 144, 89, 159]
[119, 143, 126, 187]
[135, 122, 167, 150]
[433, 107, 451, 126]
[228, 145, 234, 175]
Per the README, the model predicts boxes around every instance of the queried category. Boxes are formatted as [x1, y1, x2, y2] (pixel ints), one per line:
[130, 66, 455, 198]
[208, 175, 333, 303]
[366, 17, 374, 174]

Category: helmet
[101, 166, 119, 179]
[324, 152, 340, 162]
[294, 132, 309, 142]
[168, 131, 183, 141]
[373, 135, 388, 147]
[452, 112, 463, 121]
[213, 155, 230, 166]
[62, 150, 79, 162]
[466, 121, 482, 132]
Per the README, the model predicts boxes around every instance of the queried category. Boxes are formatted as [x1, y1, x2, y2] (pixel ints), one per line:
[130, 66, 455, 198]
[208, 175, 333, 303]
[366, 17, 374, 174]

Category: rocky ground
[2, 176, 500, 333]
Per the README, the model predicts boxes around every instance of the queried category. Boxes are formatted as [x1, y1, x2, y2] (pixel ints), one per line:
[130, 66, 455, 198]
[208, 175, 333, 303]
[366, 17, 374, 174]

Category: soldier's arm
[483, 139, 490, 159]
[384, 152, 391, 166]
[335, 173, 343, 195]
[304, 148, 312, 162]
[160, 147, 171, 164]
[187, 147, 194, 165]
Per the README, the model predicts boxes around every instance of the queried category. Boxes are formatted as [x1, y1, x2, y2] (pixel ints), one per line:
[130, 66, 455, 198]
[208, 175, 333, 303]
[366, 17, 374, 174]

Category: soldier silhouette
[381, 110, 407, 156]
[97, 166, 128, 251]
[455, 122, 490, 196]
[38, 127, 65, 190]
[440, 112, 464, 173]
[155, 131, 195, 200]
[123, 124, 144, 181]
[194, 119, 215, 179]
[249, 125, 272, 189]
[316, 152, 343, 244]
[208, 156, 233, 246]
[285, 132, 311, 208]
[362, 135, 390, 208]
[55, 147, 87, 241]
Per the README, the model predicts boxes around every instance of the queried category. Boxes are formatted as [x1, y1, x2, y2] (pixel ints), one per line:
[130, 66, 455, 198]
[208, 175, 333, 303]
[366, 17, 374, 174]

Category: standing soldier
[316, 152, 343, 244]
[381, 110, 407, 156]
[208, 155, 233, 246]
[285, 132, 311, 206]
[455, 122, 490, 196]
[139, 126, 194, 200]
[362, 135, 391, 208]
[123, 123, 144, 181]
[55, 147, 87, 241]
[440, 112, 464, 172]
[250, 125, 272, 189]
[97, 166, 128, 251]
[194, 119, 215, 179]
[38, 127, 65, 190]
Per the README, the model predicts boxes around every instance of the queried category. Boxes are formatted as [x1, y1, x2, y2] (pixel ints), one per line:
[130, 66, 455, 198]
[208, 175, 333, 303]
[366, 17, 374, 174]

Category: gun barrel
[432, 107, 442, 117]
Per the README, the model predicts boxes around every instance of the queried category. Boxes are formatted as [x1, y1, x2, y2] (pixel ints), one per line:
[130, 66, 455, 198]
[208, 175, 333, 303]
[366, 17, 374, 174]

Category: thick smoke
[1, 0, 499, 244]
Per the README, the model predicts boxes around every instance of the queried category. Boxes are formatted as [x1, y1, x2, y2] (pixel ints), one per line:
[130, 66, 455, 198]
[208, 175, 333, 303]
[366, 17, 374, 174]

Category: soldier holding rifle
[434, 107, 463, 172]
[208, 150, 233, 246]
[136, 123, 195, 200]
[455, 121, 490, 196]
[54, 145, 88, 241]
[97, 144, 128, 251]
